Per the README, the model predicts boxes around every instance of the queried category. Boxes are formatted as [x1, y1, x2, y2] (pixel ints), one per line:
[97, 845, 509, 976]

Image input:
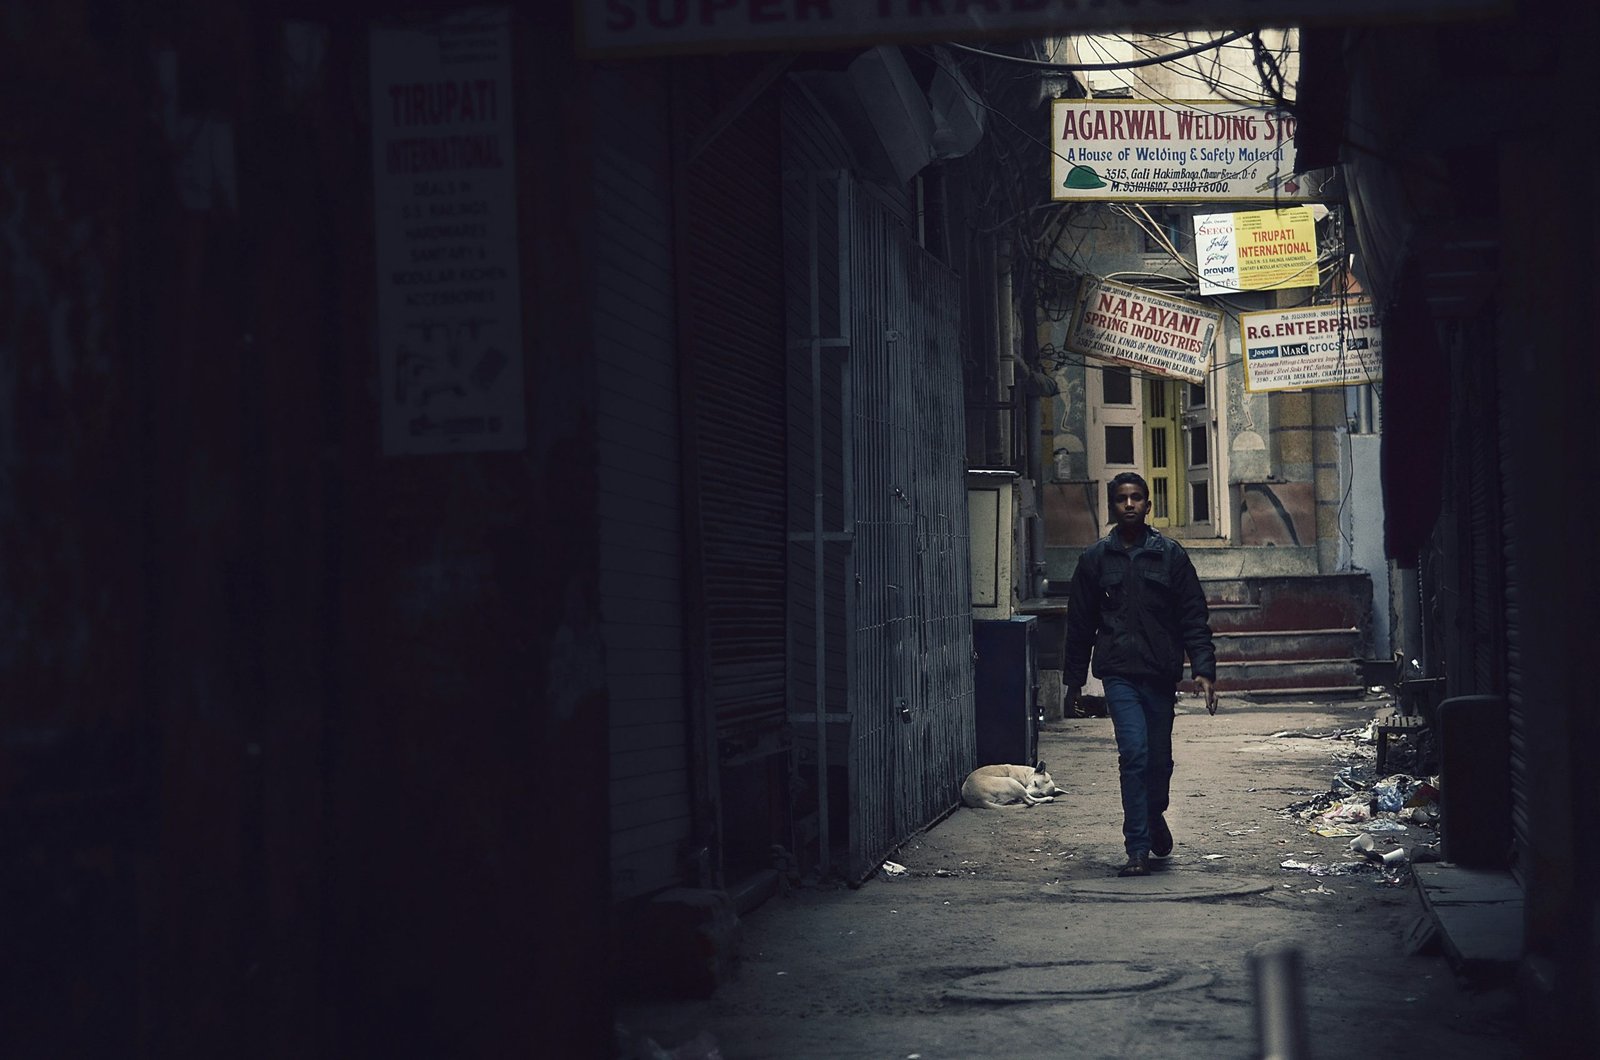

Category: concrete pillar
[1265, 385, 1344, 574]
[1311, 388, 1346, 573]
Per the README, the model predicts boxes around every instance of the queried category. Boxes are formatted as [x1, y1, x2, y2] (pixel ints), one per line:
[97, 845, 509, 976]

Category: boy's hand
[1195, 676, 1218, 715]
[1065, 685, 1082, 718]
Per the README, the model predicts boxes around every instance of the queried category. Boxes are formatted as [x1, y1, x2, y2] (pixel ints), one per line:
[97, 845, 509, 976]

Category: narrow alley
[3, 4, 1595, 1056]
[617, 693, 1520, 1059]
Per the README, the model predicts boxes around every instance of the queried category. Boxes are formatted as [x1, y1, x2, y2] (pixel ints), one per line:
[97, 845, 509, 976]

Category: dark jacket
[1063, 526, 1216, 687]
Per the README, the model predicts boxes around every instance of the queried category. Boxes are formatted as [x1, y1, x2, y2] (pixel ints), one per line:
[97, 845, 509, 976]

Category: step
[1213, 628, 1361, 662]
[1206, 602, 1361, 635]
[1219, 684, 1369, 700]
[1412, 864, 1523, 984]
[1208, 657, 1362, 691]
[1201, 578, 1254, 606]
[1179, 678, 1367, 699]
[1200, 573, 1372, 630]
[1190, 547, 1317, 580]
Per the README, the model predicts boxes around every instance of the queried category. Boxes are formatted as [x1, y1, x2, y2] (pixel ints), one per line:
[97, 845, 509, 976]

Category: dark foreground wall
[0, 4, 608, 1055]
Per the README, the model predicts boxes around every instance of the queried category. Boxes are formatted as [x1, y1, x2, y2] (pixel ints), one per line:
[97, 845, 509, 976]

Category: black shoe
[1118, 852, 1151, 877]
[1150, 815, 1173, 859]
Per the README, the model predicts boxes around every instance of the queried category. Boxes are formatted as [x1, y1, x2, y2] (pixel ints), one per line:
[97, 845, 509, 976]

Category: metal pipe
[1249, 943, 1310, 1060]
[809, 174, 831, 877]
[1019, 254, 1046, 600]
[984, 239, 1005, 463]
[997, 238, 1015, 470]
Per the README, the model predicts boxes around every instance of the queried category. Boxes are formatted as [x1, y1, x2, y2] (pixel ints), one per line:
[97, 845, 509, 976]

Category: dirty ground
[616, 695, 1521, 1059]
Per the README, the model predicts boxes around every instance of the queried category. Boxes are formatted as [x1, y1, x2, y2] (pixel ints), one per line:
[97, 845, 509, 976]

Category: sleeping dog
[961, 762, 1067, 809]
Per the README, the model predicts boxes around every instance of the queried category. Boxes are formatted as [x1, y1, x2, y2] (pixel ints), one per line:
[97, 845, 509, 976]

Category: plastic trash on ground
[1373, 774, 1426, 812]
[1279, 858, 1372, 878]
[1314, 799, 1371, 826]
[1405, 781, 1440, 808]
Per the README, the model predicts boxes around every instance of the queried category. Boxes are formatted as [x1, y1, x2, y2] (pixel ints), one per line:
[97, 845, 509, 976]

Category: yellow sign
[1194, 207, 1319, 296]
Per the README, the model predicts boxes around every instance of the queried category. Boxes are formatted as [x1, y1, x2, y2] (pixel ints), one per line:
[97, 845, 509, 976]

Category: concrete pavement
[616, 694, 1523, 1059]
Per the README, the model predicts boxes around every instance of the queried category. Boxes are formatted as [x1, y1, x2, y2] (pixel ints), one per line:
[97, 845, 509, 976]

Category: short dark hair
[1108, 471, 1149, 501]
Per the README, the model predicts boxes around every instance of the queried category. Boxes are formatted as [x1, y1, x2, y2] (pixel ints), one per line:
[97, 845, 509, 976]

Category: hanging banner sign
[1050, 100, 1307, 203]
[581, 2, 1511, 57]
[1194, 206, 1318, 296]
[1065, 277, 1221, 385]
[1240, 301, 1383, 392]
[370, 8, 526, 456]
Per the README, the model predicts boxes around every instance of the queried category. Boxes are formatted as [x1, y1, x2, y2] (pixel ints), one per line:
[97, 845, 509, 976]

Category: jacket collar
[1107, 525, 1163, 552]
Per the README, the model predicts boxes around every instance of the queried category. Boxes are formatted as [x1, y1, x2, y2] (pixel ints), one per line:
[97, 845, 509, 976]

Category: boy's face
[1111, 483, 1150, 528]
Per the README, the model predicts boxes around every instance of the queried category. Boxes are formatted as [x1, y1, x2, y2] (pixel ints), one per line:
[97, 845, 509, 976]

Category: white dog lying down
[961, 762, 1067, 809]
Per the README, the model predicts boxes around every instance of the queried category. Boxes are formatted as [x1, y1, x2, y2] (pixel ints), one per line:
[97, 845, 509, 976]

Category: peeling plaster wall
[1224, 332, 1272, 482]
[1043, 211, 1279, 490]
[1041, 209, 1279, 568]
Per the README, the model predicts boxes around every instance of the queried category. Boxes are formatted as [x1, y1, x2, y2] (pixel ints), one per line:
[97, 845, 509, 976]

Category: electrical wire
[945, 30, 1253, 71]
[1105, 201, 1337, 301]
[936, 30, 1367, 405]
[927, 38, 1306, 213]
[1095, 33, 1290, 102]
[1044, 31, 1302, 201]
[1020, 34, 1382, 539]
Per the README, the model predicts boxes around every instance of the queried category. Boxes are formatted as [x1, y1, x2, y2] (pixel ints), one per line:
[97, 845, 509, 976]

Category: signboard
[1065, 277, 1222, 385]
[1193, 207, 1318, 296]
[1051, 100, 1305, 203]
[1240, 301, 1383, 392]
[370, 9, 527, 456]
[580, 1, 1512, 57]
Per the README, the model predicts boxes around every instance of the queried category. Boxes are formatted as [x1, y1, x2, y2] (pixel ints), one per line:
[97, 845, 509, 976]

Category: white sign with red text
[371, 8, 526, 455]
[1240, 301, 1383, 392]
[1066, 277, 1222, 385]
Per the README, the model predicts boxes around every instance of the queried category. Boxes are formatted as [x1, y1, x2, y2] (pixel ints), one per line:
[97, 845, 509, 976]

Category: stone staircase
[1182, 573, 1373, 698]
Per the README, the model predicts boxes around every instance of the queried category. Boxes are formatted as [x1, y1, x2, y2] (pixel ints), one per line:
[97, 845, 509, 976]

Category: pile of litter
[1277, 728, 1442, 884]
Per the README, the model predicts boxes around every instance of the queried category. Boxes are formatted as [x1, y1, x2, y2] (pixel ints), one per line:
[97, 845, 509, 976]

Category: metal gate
[786, 165, 974, 883]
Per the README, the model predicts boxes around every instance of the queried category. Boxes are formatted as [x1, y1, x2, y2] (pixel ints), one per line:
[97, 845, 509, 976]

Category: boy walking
[1063, 472, 1218, 877]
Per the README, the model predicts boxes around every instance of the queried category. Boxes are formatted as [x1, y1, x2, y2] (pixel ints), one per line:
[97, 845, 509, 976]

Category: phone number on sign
[1111, 181, 1230, 194]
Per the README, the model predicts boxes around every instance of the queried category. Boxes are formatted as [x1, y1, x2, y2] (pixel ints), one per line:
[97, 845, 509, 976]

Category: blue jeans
[1104, 676, 1176, 856]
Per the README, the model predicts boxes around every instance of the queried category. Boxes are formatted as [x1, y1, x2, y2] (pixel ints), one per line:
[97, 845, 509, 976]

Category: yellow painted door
[1143, 378, 1185, 528]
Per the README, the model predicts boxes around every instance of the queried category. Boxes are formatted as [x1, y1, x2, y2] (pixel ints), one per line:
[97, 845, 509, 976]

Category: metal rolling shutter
[678, 62, 789, 739]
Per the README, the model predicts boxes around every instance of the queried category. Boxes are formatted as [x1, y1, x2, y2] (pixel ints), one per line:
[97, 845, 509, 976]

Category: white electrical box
[967, 470, 1018, 620]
